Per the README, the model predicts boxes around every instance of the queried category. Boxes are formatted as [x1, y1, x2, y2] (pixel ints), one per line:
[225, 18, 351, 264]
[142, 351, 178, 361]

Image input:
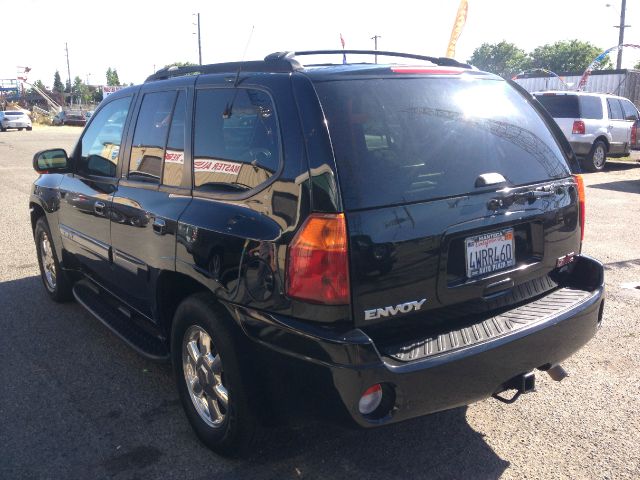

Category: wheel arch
[29, 201, 46, 234]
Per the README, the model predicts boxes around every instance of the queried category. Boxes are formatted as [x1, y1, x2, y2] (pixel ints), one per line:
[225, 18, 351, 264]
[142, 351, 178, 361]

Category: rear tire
[171, 293, 258, 456]
[26, 126, 32, 131]
[583, 140, 607, 172]
[34, 217, 73, 302]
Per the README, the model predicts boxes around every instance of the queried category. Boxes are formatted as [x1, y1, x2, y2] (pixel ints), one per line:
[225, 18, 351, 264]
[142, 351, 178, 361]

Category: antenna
[224, 25, 255, 119]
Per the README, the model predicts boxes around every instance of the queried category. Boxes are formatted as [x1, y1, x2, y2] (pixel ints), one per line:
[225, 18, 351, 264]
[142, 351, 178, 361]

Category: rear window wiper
[488, 184, 563, 210]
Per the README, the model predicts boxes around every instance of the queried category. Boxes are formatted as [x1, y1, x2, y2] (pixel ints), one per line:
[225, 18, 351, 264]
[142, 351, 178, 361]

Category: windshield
[315, 78, 570, 210]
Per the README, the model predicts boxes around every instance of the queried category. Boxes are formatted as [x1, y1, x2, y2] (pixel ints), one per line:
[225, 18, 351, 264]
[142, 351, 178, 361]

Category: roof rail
[145, 58, 302, 83]
[264, 50, 472, 69]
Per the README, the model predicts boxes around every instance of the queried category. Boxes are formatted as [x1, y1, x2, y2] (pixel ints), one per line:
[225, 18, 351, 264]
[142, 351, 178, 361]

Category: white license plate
[465, 228, 515, 278]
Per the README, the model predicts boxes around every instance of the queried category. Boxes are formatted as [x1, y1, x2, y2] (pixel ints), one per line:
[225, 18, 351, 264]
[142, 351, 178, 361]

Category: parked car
[533, 91, 637, 171]
[0, 110, 32, 131]
[52, 110, 87, 126]
[30, 50, 605, 456]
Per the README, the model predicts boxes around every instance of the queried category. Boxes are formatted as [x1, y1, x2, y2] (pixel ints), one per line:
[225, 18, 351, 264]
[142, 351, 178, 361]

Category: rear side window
[316, 78, 570, 210]
[193, 88, 279, 193]
[578, 96, 603, 119]
[129, 91, 177, 183]
[162, 91, 187, 187]
[535, 94, 579, 118]
[607, 98, 624, 120]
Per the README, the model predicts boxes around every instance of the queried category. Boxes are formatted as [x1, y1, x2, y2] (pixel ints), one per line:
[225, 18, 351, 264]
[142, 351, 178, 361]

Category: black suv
[30, 50, 605, 455]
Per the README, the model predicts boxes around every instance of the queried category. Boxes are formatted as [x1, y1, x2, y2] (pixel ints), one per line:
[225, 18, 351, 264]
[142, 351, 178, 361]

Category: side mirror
[33, 149, 69, 173]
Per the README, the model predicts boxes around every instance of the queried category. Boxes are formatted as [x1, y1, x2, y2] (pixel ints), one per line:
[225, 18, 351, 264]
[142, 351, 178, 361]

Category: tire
[171, 293, 258, 456]
[0, 126, 5, 132]
[26, 126, 32, 131]
[583, 140, 607, 172]
[18, 127, 23, 131]
[34, 217, 73, 302]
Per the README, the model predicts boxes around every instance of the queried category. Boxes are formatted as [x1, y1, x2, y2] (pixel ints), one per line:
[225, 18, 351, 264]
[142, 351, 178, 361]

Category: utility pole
[194, 13, 202, 65]
[371, 35, 381, 64]
[614, 0, 630, 69]
[65, 42, 72, 106]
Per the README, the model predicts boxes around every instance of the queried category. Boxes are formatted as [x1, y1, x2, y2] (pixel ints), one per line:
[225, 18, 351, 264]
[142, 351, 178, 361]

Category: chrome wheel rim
[593, 145, 606, 168]
[40, 232, 57, 291]
[182, 325, 228, 428]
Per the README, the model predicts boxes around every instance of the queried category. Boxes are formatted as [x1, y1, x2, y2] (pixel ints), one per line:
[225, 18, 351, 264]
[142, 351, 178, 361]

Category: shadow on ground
[0, 275, 509, 480]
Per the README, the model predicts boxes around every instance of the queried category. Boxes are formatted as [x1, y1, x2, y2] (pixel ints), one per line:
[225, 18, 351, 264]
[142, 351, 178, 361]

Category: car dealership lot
[1, 127, 639, 479]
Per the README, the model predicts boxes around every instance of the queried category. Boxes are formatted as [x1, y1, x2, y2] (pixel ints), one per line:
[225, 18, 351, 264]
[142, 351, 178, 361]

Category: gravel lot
[1, 126, 639, 479]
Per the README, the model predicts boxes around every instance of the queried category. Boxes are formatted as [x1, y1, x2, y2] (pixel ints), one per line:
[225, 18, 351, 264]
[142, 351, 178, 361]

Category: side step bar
[73, 279, 170, 361]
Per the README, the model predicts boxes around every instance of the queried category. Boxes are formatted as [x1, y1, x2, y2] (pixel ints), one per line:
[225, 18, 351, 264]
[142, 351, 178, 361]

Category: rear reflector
[358, 384, 383, 415]
[391, 67, 465, 75]
[572, 120, 586, 135]
[573, 174, 586, 242]
[286, 213, 350, 305]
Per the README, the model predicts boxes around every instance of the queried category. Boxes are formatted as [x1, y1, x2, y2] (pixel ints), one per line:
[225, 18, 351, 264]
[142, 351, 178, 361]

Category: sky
[2, 0, 639, 87]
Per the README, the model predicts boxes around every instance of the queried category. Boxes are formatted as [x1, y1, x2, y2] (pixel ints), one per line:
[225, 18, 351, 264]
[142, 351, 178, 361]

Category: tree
[530, 40, 612, 73]
[634, 60, 640, 70]
[53, 71, 64, 93]
[73, 76, 92, 105]
[468, 41, 531, 78]
[163, 61, 197, 69]
[106, 67, 120, 86]
[29, 80, 47, 95]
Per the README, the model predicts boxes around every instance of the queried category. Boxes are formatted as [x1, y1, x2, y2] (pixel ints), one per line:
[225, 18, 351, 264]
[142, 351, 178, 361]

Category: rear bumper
[569, 141, 593, 156]
[235, 255, 604, 427]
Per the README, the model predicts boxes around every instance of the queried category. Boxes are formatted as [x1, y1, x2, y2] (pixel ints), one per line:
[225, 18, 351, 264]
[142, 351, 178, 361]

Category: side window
[78, 97, 131, 177]
[607, 98, 624, 120]
[162, 91, 186, 187]
[193, 88, 279, 192]
[620, 99, 639, 121]
[129, 91, 176, 183]
[579, 96, 603, 120]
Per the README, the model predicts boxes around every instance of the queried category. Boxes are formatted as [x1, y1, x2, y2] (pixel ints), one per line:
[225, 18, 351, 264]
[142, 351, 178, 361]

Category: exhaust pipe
[546, 364, 568, 382]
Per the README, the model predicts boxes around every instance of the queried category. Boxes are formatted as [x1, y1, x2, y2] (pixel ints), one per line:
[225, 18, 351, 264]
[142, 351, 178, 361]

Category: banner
[446, 0, 468, 58]
[102, 85, 126, 97]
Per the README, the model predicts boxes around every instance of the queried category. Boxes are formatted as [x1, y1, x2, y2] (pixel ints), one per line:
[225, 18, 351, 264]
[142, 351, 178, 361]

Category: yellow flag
[446, 0, 469, 58]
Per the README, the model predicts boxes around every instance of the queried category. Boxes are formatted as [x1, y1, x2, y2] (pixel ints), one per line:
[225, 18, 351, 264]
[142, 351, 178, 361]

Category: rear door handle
[94, 201, 105, 215]
[152, 218, 166, 235]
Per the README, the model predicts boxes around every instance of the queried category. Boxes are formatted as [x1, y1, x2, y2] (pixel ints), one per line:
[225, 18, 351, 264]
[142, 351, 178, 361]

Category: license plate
[465, 228, 515, 278]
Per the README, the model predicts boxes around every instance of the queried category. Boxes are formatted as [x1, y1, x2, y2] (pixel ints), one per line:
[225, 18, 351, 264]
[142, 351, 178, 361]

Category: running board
[73, 279, 170, 361]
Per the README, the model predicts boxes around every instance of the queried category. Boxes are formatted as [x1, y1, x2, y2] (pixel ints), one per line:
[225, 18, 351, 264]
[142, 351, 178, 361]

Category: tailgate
[347, 179, 581, 329]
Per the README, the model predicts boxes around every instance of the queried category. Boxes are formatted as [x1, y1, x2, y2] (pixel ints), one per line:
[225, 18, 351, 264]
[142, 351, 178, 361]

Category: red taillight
[572, 120, 585, 135]
[574, 174, 586, 242]
[632, 125, 637, 145]
[286, 213, 350, 305]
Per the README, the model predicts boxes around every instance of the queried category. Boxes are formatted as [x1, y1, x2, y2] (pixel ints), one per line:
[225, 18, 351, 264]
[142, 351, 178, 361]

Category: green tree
[163, 61, 197, 69]
[530, 40, 612, 73]
[634, 60, 640, 70]
[53, 71, 64, 93]
[106, 67, 120, 86]
[29, 80, 47, 95]
[468, 41, 531, 78]
[73, 76, 92, 105]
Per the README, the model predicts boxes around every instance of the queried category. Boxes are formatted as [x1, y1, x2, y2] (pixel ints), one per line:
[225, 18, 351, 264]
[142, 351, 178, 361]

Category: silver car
[0, 110, 32, 132]
[533, 91, 637, 171]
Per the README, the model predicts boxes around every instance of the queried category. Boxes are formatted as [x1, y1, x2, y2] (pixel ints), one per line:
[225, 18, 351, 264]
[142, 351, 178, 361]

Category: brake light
[391, 67, 464, 75]
[286, 213, 350, 305]
[572, 120, 585, 135]
[574, 174, 586, 242]
[632, 125, 637, 145]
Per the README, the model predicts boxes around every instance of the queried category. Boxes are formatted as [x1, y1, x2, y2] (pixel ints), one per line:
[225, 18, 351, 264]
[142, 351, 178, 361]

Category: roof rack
[265, 50, 472, 69]
[145, 49, 471, 83]
[145, 58, 302, 83]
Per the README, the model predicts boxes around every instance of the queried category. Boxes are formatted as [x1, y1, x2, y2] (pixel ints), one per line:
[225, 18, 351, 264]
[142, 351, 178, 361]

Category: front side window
[129, 91, 176, 183]
[193, 88, 279, 192]
[620, 99, 639, 121]
[78, 97, 131, 177]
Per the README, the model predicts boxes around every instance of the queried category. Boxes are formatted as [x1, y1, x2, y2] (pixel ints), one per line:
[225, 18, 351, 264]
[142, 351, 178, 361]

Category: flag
[446, 0, 468, 58]
[340, 33, 347, 64]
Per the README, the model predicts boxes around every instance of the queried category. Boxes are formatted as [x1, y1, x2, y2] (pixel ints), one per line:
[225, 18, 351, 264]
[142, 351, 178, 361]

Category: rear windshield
[315, 78, 570, 210]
